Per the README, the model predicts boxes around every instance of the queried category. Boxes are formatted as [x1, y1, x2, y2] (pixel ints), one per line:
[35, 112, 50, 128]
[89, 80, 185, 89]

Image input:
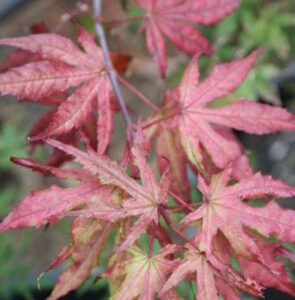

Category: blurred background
[0, 0, 295, 299]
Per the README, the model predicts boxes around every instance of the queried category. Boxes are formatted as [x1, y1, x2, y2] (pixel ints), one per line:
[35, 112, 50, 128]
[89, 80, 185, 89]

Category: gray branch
[93, 0, 134, 138]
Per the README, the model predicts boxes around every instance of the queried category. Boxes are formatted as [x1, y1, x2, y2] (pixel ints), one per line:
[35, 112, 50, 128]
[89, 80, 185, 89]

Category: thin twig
[159, 205, 197, 249]
[117, 73, 160, 112]
[154, 225, 172, 245]
[93, 0, 134, 138]
[102, 15, 145, 27]
[169, 191, 195, 212]
[165, 202, 202, 212]
[138, 112, 177, 130]
[148, 231, 156, 257]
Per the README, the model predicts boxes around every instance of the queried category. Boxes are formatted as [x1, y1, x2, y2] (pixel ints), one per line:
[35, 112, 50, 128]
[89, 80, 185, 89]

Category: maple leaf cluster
[1, 1, 295, 299]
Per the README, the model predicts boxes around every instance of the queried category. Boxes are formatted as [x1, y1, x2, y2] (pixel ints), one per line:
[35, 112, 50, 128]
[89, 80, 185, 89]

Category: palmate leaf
[212, 231, 295, 298]
[46, 129, 171, 252]
[237, 233, 295, 297]
[136, 0, 240, 77]
[0, 154, 126, 233]
[157, 127, 191, 202]
[47, 218, 112, 300]
[150, 105, 254, 188]
[0, 28, 114, 153]
[1, 6, 295, 300]
[143, 101, 191, 201]
[174, 50, 295, 169]
[0, 21, 49, 72]
[2, 146, 135, 231]
[109, 245, 180, 300]
[0, 182, 101, 232]
[11, 157, 94, 181]
[181, 169, 295, 265]
[160, 246, 263, 300]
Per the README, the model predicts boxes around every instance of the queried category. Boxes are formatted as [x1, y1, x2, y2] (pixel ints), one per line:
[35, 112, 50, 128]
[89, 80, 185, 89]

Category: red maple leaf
[143, 97, 192, 202]
[0, 153, 123, 232]
[0, 22, 49, 72]
[212, 230, 295, 298]
[45, 128, 172, 253]
[0, 28, 114, 154]
[173, 50, 295, 169]
[156, 127, 191, 202]
[160, 244, 263, 299]
[46, 218, 112, 300]
[181, 169, 295, 266]
[108, 245, 180, 300]
[0, 181, 100, 231]
[136, 0, 240, 77]
[1, 5, 295, 299]
[237, 233, 295, 297]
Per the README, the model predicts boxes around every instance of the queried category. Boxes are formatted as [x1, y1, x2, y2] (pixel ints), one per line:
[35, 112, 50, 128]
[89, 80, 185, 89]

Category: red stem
[102, 15, 145, 26]
[148, 232, 155, 257]
[169, 191, 195, 212]
[117, 73, 160, 112]
[139, 112, 177, 130]
[155, 225, 172, 245]
[159, 206, 197, 249]
[165, 202, 202, 212]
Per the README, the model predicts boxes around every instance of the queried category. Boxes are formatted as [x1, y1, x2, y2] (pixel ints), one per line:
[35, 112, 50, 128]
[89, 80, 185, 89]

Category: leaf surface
[237, 233, 295, 297]
[136, 0, 239, 76]
[176, 50, 295, 168]
[160, 247, 262, 300]
[111, 245, 179, 300]
[157, 128, 190, 201]
[47, 130, 171, 252]
[0, 29, 114, 150]
[48, 219, 112, 300]
[0, 182, 100, 231]
[11, 157, 94, 181]
[181, 170, 295, 263]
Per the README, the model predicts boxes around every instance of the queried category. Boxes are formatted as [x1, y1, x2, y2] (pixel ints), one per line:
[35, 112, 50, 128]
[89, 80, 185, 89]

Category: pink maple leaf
[109, 245, 180, 300]
[136, 0, 240, 77]
[173, 50, 295, 169]
[0, 182, 101, 231]
[46, 218, 112, 300]
[160, 245, 263, 299]
[0, 28, 114, 154]
[181, 169, 295, 266]
[46, 128, 171, 252]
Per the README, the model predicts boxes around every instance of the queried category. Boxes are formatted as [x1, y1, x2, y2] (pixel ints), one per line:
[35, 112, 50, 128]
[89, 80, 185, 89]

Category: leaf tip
[10, 156, 19, 164]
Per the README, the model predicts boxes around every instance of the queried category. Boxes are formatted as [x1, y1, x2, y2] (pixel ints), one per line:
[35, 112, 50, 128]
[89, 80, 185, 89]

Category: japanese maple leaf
[212, 230, 295, 298]
[143, 108, 191, 201]
[181, 169, 295, 265]
[46, 129, 171, 252]
[175, 50, 295, 169]
[237, 233, 295, 297]
[136, 0, 240, 77]
[11, 156, 95, 181]
[146, 99, 252, 209]
[0, 156, 119, 232]
[109, 245, 180, 300]
[0, 28, 113, 154]
[0, 21, 49, 72]
[0, 181, 101, 232]
[157, 127, 191, 202]
[46, 218, 112, 300]
[160, 246, 263, 300]
[0, 162, 114, 300]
